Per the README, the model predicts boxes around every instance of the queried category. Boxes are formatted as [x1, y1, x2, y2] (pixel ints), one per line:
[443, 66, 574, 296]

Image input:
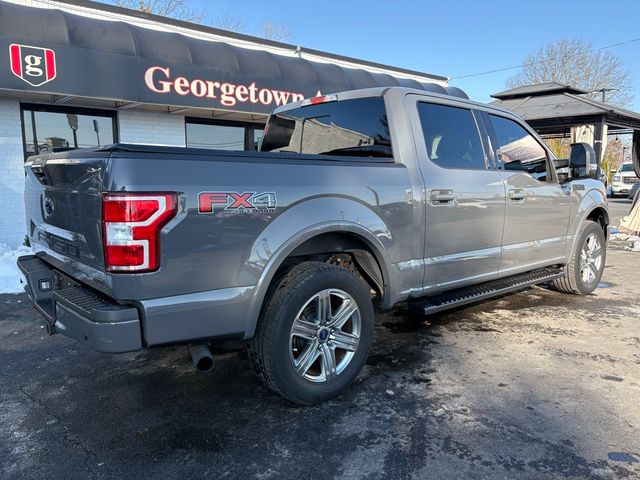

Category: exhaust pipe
[189, 344, 215, 373]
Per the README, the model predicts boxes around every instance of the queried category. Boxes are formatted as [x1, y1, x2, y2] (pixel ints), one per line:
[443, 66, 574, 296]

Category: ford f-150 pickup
[18, 86, 609, 404]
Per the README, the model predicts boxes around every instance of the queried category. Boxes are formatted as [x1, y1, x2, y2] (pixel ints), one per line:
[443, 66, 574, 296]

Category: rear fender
[240, 197, 393, 339]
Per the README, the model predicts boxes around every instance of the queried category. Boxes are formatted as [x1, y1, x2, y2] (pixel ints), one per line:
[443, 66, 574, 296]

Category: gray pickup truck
[18, 86, 609, 405]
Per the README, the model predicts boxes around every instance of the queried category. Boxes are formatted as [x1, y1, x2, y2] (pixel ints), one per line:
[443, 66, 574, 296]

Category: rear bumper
[17, 255, 142, 353]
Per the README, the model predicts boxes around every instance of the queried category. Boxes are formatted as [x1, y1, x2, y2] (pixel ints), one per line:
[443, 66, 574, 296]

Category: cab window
[489, 115, 550, 181]
[417, 102, 486, 170]
[261, 97, 392, 159]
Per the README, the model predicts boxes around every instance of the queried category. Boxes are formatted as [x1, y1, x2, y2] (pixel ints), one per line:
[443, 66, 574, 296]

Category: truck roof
[272, 86, 517, 117]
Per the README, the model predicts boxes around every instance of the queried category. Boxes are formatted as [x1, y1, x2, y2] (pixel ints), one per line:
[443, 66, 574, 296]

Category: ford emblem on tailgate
[43, 197, 54, 217]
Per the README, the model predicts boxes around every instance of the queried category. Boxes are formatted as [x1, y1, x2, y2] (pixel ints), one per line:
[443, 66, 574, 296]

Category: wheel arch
[586, 206, 609, 238]
[568, 188, 609, 256]
[243, 224, 391, 339]
[240, 197, 394, 339]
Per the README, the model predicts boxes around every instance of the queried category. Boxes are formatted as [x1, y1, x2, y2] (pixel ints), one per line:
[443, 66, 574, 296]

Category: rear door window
[416, 102, 486, 170]
[260, 97, 392, 159]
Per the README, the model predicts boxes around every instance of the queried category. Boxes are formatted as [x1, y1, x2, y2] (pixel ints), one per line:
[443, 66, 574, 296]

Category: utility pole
[93, 119, 101, 146]
[594, 87, 619, 103]
[66, 113, 79, 148]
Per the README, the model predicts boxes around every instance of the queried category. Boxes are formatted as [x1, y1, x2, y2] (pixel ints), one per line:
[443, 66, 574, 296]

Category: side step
[409, 267, 564, 315]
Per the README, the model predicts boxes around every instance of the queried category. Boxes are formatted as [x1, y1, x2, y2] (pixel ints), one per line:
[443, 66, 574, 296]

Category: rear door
[409, 96, 506, 293]
[483, 112, 574, 275]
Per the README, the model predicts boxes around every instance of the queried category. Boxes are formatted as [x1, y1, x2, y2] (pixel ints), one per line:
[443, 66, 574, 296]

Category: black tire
[553, 220, 606, 295]
[248, 261, 374, 405]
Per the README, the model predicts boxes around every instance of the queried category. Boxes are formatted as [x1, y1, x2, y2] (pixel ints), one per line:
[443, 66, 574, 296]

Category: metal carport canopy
[490, 83, 640, 177]
[0, 1, 462, 115]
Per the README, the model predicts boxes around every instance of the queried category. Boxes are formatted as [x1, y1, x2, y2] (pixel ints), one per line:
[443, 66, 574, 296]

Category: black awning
[0, 1, 463, 114]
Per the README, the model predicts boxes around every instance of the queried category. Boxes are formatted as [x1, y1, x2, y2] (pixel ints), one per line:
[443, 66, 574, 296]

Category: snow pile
[0, 244, 32, 294]
[627, 239, 640, 252]
[610, 232, 640, 242]
[609, 229, 640, 253]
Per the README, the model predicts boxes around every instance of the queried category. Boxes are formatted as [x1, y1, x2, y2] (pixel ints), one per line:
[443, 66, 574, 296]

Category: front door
[411, 98, 506, 293]
[484, 113, 574, 275]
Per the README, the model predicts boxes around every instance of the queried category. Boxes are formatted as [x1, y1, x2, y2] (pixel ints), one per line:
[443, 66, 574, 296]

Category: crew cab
[18, 87, 609, 404]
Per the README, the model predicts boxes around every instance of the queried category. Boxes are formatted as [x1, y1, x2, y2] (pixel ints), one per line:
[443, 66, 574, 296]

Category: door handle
[430, 189, 455, 205]
[508, 188, 525, 202]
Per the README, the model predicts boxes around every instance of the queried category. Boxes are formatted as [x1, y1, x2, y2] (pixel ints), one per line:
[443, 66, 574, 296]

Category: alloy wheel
[289, 288, 361, 383]
[580, 233, 603, 285]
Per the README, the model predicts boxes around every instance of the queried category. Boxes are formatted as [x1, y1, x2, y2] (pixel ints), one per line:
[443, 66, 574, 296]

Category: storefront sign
[9, 43, 56, 87]
[143, 66, 305, 109]
[0, 2, 442, 117]
[1, 40, 312, 114]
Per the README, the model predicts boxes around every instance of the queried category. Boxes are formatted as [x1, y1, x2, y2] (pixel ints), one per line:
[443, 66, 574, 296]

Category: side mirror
[554, 158, 570, 183]
[569, 142, 598, 180]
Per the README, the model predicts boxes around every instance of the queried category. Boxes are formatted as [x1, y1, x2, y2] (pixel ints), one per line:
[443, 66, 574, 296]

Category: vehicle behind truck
[611, 162, 639, 196]
[19, 86, 609, 405]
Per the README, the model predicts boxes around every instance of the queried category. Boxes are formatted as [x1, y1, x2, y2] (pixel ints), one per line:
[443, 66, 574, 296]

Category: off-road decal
[198, 192, 277, 214]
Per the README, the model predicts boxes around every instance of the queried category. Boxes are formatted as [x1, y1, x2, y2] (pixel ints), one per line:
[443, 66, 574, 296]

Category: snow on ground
[609, 228, 640, 252]
[0, 244, 32, 294]
[627, 239, 640, 252]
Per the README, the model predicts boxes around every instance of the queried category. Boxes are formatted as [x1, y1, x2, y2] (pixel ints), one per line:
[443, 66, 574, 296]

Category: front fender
[568, 181, 609, 255]
[240, 196, 394, 339]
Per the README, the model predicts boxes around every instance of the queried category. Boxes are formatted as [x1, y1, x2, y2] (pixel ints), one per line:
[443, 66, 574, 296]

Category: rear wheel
[554, 220, 606, 295]
[248, 262, 374, 405]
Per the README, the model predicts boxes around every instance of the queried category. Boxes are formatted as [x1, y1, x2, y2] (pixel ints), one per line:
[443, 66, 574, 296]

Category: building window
[21, 104, 117, 160]
[185, 118, 265, 151]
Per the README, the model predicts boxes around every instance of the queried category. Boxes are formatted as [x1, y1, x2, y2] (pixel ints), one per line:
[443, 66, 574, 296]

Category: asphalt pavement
[1, 198, 639, 480]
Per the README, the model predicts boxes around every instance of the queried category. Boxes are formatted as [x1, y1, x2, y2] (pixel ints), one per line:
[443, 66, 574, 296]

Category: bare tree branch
[212, 11, 247, 33]
[113, 0, 205, 23]
[261, 21, 291, 42]
[111, 1, 293, 43]
[507, 38, 633, 107]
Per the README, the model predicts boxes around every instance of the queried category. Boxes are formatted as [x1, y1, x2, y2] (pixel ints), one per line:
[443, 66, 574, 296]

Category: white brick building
[0, 98, 26, 247]
[0, 0, 449, 248]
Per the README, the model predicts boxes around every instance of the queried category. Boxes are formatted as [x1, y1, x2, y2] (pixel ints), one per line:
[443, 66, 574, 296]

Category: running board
[409, 267, 564, 315]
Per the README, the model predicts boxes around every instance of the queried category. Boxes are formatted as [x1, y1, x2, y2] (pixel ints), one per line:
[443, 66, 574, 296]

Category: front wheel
[248, 262, 374, 405]
[553, 220, 606, 295]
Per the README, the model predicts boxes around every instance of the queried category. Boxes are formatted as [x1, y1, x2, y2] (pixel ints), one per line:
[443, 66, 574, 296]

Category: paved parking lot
[1, 199, 639, 480]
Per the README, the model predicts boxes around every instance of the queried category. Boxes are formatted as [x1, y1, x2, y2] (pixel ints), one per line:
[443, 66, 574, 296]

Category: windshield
[260, 97, 393, 159]
[620, 163, 634, 172]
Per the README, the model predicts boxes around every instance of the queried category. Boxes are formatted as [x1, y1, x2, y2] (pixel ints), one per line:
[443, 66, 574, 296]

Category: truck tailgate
[25, 151, 110, 271]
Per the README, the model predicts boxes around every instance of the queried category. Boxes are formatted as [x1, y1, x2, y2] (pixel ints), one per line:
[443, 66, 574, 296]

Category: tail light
[102, 193, 177, 273]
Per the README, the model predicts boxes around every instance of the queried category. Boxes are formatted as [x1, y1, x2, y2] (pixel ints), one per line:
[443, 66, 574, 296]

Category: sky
[176, 0, 640, 111]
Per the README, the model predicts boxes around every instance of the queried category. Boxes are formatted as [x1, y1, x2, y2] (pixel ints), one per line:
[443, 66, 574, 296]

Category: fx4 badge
[198, 191, 277, 214]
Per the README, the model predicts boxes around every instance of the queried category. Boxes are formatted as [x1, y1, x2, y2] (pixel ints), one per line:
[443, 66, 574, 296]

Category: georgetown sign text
[144, 66, 305, 109]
